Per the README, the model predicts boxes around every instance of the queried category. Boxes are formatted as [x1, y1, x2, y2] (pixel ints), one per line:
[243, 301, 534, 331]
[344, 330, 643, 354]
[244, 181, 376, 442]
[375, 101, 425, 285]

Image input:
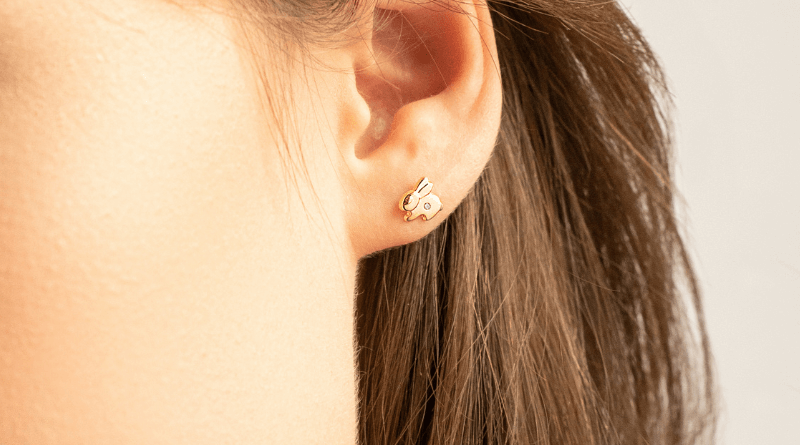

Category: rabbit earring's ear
[416, 178, 433, 196]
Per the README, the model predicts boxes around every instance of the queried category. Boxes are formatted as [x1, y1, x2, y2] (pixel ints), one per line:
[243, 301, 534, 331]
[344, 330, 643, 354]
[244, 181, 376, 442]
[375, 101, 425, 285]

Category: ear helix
[399, 177, 444, 222]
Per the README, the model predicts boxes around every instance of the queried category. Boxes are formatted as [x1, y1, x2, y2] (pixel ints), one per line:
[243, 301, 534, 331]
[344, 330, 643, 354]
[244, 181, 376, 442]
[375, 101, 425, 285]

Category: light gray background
[621, 1, 800, 443]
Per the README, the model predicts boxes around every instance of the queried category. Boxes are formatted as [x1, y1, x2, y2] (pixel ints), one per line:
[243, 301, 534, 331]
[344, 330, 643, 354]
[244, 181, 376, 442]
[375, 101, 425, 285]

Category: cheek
[0, 0, 286, 293]
[0, 0, 276, 280]
[0, 1, 294, 433]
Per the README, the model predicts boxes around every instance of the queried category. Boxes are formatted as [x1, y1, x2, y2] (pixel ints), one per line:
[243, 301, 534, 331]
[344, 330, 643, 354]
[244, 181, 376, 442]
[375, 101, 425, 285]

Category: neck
[3, 201, 360, 443]
[169, 217, 360, 443]
[246, 215, 359, 443]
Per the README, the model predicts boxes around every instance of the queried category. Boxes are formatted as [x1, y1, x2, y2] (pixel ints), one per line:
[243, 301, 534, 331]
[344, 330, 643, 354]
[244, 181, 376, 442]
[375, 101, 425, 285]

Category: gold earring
[399, 177, 443, 222]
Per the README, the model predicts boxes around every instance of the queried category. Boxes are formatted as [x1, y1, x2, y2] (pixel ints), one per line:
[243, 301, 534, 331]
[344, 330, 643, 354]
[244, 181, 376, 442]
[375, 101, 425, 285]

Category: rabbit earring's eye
[404, 195, 413, 206]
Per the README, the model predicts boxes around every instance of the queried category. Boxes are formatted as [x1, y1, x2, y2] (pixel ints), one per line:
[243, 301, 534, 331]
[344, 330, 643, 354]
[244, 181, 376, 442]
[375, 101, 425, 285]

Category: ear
[335, 0, 502, 257]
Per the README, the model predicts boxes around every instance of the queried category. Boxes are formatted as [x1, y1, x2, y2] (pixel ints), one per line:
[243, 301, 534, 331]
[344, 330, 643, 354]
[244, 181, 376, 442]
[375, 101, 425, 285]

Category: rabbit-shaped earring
[399, 177, 443, 222]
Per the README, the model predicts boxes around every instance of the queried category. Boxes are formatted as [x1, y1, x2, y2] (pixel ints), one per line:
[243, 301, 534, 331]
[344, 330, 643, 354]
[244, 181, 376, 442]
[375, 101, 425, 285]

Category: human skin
[1, 1, 359, 441]
[0, 0, 501, 442]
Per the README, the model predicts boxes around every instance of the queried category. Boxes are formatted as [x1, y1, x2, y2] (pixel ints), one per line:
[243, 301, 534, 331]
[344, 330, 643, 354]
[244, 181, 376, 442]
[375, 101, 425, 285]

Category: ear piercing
[399, 177, 443, 222]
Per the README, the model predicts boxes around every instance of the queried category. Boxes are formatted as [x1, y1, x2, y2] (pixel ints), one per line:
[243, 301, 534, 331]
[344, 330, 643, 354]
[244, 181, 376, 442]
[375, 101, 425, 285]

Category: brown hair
[233, 0, 717, 443]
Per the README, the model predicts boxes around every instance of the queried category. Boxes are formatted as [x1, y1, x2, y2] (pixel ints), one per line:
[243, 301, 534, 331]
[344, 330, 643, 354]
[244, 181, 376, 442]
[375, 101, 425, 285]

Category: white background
[621, 1, 800, 443]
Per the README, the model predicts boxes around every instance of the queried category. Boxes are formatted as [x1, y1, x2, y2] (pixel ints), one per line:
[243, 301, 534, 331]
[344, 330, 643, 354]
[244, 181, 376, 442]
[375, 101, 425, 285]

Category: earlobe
[339, 0, 502, 257]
